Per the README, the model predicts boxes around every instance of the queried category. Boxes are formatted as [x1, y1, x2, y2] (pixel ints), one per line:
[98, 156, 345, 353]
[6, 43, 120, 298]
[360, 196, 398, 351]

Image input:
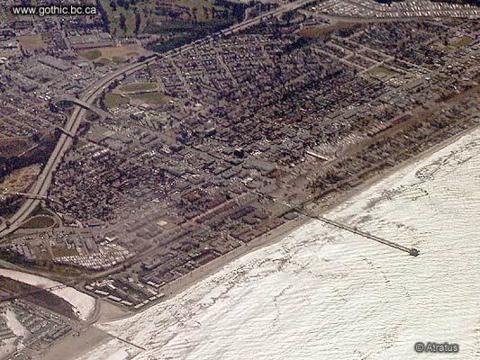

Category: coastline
[138, 120, 480, 309]
[38, 124, 480, 360]
[73, 117, 480, 360]
[13, 119, 480, 360]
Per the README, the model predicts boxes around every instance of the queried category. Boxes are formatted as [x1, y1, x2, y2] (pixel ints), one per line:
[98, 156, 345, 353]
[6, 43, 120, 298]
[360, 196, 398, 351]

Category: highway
[0, 0, 318, 240]
[0, 58, 157, 240]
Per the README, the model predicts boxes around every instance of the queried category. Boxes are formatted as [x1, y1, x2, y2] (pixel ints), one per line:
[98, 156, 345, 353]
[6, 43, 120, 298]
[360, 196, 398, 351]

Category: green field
[119, 82, 158, 93]
[99, 0, 224, 37]
[80, 49, 102, 60]
[130, 91, 167, 105]
[367, 65, 398, 79]
[104, 93, 129, 108]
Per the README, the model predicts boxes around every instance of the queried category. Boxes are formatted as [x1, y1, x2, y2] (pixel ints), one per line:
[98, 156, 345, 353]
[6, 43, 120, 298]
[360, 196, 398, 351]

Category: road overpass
[1, 191, 60, 205]
[0, 0, 317, 240]
[57, 96, 111, 121]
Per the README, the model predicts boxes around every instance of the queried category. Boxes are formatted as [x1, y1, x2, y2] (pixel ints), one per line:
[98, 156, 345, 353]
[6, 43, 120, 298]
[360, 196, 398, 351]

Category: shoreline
[14, 122, 480, 360]
[122, 119, 480, 314]
[91, 114, 480, 359]
[59, 116, 480, 360]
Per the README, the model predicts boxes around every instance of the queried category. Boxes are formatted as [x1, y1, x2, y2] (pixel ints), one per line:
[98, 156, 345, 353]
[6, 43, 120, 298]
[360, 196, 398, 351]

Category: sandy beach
[114, 121, 480, 309]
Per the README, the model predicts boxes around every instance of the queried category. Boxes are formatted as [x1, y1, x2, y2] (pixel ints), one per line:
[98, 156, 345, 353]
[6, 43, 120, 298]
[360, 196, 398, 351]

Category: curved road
[0, 0, 317, 240]
[0, 58, 158, 239]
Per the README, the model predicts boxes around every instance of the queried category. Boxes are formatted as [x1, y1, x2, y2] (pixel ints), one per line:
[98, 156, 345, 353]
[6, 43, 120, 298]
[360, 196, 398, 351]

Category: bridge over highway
[57, 96, 111, 121]
[0, 192, 60, 204]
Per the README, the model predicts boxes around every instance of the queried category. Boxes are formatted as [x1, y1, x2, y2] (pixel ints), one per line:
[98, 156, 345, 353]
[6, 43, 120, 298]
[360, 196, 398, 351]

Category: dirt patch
[367, 65, 400, 80]
[17, 34, 46, 50]
[0, 164, 40, 194]
[452, 35, 474, 49]
[20, 215, 55, 230]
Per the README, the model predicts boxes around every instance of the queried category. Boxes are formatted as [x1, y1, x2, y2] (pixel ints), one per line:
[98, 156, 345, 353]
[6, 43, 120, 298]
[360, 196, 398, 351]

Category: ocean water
[80, 127, 480, 360]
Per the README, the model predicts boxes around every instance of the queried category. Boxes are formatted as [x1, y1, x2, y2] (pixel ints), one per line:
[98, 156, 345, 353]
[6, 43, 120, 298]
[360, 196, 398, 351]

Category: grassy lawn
[104, 93, 129, 108]
[21, 216, 55, 229]
[99, 0, 223, 37]
[119, 82, 158, 93]
[80, 49, 102, 60]
[130, 91, 167, 105]
[367, 65, 398, 79]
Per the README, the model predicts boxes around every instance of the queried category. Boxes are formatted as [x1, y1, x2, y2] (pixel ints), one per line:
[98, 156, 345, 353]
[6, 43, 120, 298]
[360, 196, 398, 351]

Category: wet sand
[42, 300, 129, 360]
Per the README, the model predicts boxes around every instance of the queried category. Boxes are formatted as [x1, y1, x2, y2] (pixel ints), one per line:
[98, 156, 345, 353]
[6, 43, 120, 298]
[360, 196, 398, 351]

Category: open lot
[17, 34, 46, 50]
[104, 93, 129, 109]
[20, 215, 56, 230]
[367, 65, 399, 79]
[0, 165, 41, 195]
[80, 44, 151, 63]
[130, 91, 167, 105]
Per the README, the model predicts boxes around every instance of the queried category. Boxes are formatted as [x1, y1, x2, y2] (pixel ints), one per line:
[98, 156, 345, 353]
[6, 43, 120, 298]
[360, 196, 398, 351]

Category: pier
[300, 208, 420, 256]
[258, 191, 419, 256]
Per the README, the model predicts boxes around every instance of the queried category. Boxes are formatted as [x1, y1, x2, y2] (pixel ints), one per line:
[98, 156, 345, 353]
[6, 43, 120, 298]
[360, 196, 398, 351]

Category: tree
[119, 13, 127, 32]
[135, 12, 141, 34]
[97, 1, 111, 33]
